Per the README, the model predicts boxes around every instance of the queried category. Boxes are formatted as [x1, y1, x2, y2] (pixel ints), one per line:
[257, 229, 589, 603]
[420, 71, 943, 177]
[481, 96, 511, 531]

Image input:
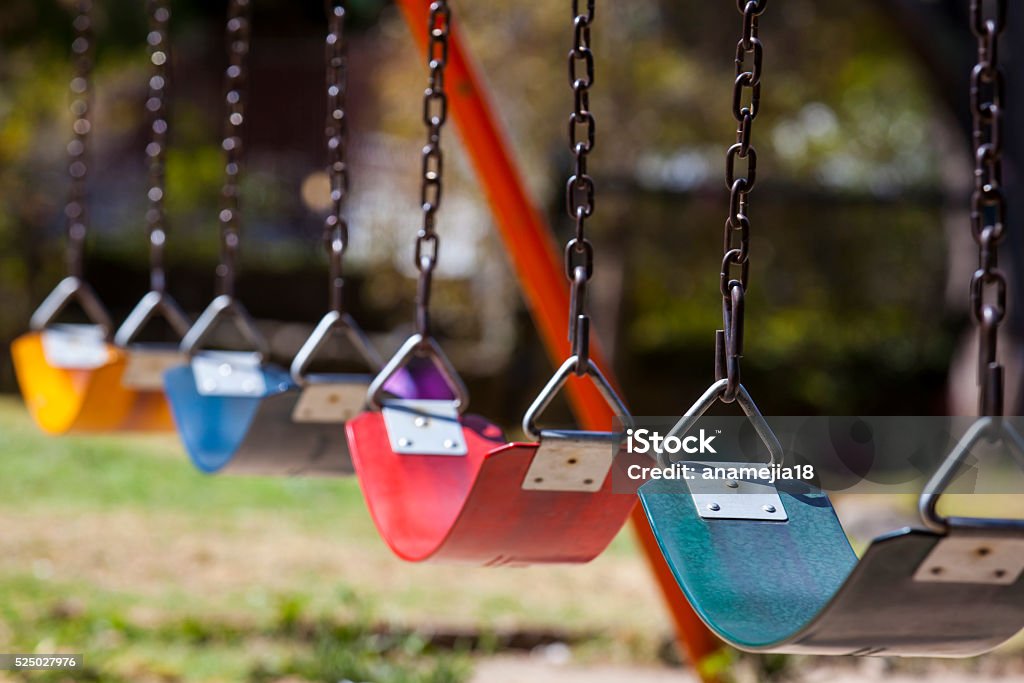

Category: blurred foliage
[0, 0, 966, 416]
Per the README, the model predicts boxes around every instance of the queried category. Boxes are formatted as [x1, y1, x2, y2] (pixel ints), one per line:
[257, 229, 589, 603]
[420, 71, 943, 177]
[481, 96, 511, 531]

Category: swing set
[8, 0, 1024, 678]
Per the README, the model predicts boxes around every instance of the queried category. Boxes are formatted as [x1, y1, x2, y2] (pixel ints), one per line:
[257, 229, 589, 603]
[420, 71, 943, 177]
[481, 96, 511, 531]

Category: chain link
[717, 0, 767, 402]
[65, 0, 94, 280]
[217, 0, 251, 298]
[968, 0, 1008, 416]
[145, 0, 170, 293]
[564, 0, 597, 373]
[325, 0, 349, 314]
[413, 1, 451, 337]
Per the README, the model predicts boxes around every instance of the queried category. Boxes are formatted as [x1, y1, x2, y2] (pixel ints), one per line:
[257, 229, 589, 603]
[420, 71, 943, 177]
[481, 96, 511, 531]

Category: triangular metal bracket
[30, 276, 113, 339]
[367, 333, 469, 413]
[180, 294, 269, 361]
[919, 417, 1024, 532]
[664, 378, 783, 468]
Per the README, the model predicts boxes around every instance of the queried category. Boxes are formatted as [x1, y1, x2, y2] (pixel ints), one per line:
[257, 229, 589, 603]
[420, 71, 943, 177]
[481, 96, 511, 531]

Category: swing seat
[347, 336, 638, 565]
[11, 327, 135, 434]
[164, 351, 297, 473]
[13, 278, 178, 434]
[13, 325, 176, 432]
[164, 363, 438, 477]
[347, 409, 637, 565]
[639, 411, 1024, 657]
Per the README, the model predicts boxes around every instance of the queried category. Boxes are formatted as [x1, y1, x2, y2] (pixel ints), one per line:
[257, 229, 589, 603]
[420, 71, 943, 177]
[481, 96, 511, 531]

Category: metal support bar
[393, 2, 725, 678]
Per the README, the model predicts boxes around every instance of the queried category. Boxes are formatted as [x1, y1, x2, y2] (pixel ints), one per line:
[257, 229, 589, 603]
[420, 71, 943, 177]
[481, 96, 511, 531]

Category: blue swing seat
[640, 385, 1024, 657]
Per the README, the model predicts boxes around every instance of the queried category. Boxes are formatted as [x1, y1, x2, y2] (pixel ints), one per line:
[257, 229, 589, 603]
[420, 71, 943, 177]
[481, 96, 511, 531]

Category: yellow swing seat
[12, 277, 175, 434]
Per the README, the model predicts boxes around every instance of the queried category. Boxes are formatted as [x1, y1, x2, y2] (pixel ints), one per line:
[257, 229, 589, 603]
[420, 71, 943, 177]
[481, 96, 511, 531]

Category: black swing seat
[641, 478, 1024, 656]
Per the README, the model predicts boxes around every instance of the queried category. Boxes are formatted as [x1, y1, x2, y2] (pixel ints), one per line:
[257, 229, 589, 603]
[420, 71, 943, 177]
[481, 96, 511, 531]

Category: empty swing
[346, 0, 640, 566]
[638, 0, 1024, 657]
[112, 0, 192, 432]
[11, 0, 168, 434]
[162, 0, 295, 473]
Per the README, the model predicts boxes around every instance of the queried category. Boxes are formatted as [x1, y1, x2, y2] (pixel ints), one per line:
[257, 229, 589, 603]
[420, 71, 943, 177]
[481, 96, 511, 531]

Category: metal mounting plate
[292, 374, 370, 424]
[122, 346, 187, 390]
[381, 399, 467, 456]
[192, 351, 266, 397]
[521, 429, 618, 492]
[41, 324, 110, 370]
[684, 461, 788, 521]
[914, 535, 1024, 585]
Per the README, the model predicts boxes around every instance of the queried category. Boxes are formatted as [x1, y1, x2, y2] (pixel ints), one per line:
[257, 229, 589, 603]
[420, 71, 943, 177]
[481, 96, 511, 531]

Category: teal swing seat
[639, 382, 1024, 657]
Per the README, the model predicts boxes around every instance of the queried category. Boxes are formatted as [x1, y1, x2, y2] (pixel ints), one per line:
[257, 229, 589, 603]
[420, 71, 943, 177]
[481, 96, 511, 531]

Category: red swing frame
[387, 2, 726, 676]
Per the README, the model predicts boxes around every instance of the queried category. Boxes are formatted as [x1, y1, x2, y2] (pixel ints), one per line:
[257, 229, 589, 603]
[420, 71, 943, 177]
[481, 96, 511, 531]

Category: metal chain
[717, 0, 767, 403]
[325, 0, 349, 314]
[564, 0, 596, 374]
[413, 0, 451, 338]
[217, 0, 252, 298]
[145, 0, 170, 293]
[65, 0, 94, 280]
[968, 0, 1008, 417]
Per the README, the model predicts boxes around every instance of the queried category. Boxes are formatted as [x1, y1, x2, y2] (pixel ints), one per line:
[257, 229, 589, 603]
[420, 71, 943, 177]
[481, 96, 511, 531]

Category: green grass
[0, 397, 660, 682]
[0, 401, 370, 533]
[0, 572, 470, 682]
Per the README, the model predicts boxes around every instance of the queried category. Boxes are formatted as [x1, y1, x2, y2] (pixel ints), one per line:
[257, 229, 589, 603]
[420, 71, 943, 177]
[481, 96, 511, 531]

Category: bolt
[414, 416, 428, 428]
[726, 480, 739, 489]
[443, 439, 456, 449]
[218, 363, 232, 376]
[398, 437, 412, 447]
[707, 502, 721, 512]
[762, 504, 776, 513]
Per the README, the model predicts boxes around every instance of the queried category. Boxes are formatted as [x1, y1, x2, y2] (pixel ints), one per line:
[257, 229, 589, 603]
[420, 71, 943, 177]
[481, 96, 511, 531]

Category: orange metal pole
[395, 2, 725, 678]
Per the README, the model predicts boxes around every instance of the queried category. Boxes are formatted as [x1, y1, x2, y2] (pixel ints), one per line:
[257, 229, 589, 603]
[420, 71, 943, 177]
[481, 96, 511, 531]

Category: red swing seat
[347, 334, 637, 565]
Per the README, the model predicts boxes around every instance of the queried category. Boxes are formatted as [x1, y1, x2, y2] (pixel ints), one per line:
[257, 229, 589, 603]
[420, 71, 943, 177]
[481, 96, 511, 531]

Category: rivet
[762, 504, 776, 513]
[726, 480, 739, 488]
[443, 439, 456, 449]
[994, 569, 1007, 579]
[398, 437, 412, 447]
[976, 546, 991, 557]
[707, 502, 721, 512]
[930, 566, 943, 575]
[414, 416, 428, 428]
[218, 363, 232, 376]
[583, 478, 594, 485]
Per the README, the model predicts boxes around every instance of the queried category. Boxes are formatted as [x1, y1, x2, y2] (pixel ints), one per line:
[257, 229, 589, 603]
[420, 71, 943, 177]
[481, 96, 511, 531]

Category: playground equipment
[112, 0, 192, 431]
[11, 0, 184, 434]
[23, 0, 1024, 674]
[162, 0, 296, 473]
[162, 0, 437, 476]
[638, 0, 1024, 657]
[346, 0, 640, 565]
